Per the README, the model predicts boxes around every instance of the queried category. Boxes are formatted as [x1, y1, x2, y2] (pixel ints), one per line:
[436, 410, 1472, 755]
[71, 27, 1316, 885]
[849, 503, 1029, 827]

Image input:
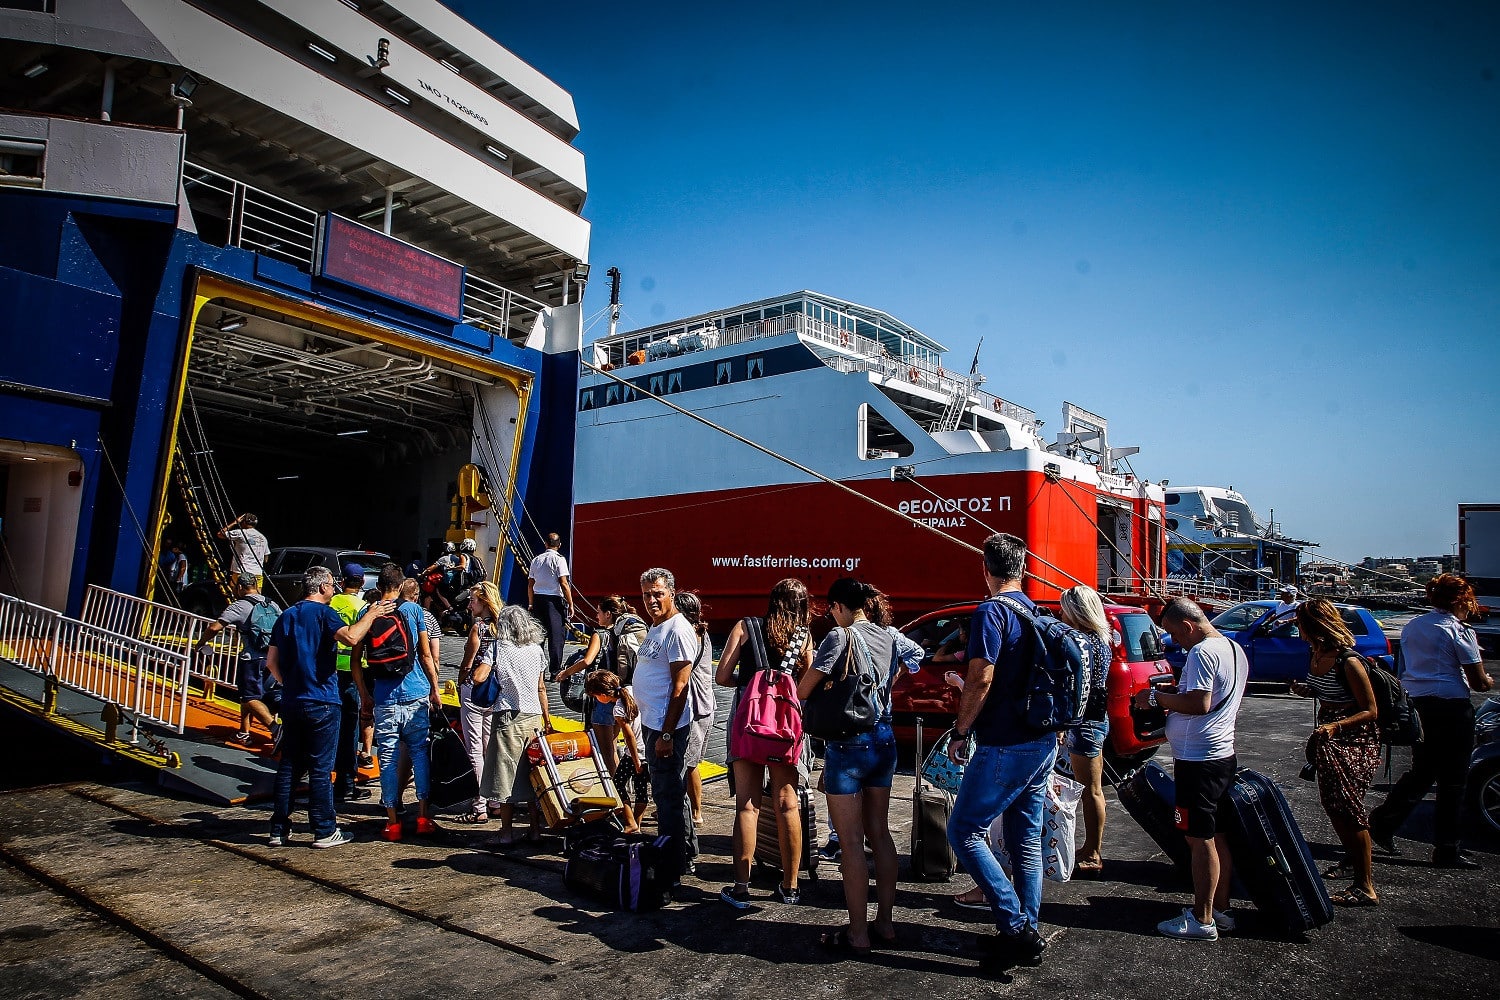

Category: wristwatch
[1147, 689, 1159, 709]
[659, 731, 674, 742]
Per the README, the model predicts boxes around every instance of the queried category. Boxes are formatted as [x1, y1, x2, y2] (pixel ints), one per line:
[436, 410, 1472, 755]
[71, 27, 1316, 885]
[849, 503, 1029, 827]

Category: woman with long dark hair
[555, 595, 648, 773]
[1370, 574, 1493, 868]
[1289, 598, 1381, 904]
[715, 578, 814, 908]
[674, 592, 716, 828]
[799, 577, 901, 954]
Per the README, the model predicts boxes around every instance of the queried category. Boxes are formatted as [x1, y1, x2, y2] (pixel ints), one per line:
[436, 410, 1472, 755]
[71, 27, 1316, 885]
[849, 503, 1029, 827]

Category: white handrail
[0, 591, 191, 735]
[80, 586, 240, 696]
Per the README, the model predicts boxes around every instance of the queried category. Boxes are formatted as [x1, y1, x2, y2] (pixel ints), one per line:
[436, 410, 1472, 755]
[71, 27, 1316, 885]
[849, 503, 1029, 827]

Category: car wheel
[1469, 759, 1500, 838]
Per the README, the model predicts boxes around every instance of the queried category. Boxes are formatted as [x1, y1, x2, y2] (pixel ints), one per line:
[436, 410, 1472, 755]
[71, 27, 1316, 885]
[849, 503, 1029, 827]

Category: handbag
[919, 728, 975, 795]
[989, 772, 1084, 883]
[802, 627, 882, 742]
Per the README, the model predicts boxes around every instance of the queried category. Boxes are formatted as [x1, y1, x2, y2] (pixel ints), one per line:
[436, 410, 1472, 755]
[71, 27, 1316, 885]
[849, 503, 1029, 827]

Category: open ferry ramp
[0, 599, 1494, 999]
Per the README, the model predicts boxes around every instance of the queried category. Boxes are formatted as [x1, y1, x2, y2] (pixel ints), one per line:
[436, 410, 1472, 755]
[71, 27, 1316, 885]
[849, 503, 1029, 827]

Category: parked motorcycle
[1470, 697, 1500, 836]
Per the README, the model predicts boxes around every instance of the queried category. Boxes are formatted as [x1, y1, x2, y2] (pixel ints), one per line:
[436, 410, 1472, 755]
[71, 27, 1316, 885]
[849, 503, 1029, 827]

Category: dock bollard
[101, 702, 120, 743]
[42, 673, 59, 715]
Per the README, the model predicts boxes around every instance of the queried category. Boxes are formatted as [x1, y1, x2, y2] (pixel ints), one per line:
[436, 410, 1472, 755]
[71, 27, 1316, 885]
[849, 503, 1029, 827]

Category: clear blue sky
[457, 1, 1500, 565]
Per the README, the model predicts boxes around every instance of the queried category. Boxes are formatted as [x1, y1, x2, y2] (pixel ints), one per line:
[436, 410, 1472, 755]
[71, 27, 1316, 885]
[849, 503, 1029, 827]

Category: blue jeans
[271, 700, 341, 839]
[947, 735, 1057, 933]
[643, 722, 697, 883]
[823, 721, 898, 795]
[376, 700, 432, 808]
[335, 672, 360, 796]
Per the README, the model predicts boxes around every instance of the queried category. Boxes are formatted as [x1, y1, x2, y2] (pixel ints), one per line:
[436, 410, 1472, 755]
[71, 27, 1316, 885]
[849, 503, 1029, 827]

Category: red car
[891, 600, 1170, 773]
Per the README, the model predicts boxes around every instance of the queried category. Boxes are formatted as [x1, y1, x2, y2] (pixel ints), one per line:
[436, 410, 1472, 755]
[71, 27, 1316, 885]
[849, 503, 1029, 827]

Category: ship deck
[0, 691, 1493, 999]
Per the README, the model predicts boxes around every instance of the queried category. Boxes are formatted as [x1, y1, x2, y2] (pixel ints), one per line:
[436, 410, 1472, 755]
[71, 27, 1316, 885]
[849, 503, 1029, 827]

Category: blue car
[1162, 600, 1394, 683]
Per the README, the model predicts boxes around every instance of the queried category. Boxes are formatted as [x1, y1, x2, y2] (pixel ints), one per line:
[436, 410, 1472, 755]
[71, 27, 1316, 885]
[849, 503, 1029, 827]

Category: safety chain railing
[80, 585, 240, 696]
[0, 591, 191, 735]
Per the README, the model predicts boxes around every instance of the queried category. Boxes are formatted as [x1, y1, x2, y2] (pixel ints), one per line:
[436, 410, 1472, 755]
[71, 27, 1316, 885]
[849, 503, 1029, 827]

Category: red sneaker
[415, 816, 438, 836]
[381, 821, 402, 842]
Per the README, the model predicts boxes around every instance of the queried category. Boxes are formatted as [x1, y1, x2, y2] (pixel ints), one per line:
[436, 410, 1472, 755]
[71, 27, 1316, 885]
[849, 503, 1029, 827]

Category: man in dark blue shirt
[266, 565, 392, 848]
[945, 532, 1057, 970]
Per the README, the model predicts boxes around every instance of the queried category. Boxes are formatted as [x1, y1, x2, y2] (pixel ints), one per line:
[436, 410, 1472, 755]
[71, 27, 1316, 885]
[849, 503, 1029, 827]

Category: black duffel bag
[427, 708, 479, 809]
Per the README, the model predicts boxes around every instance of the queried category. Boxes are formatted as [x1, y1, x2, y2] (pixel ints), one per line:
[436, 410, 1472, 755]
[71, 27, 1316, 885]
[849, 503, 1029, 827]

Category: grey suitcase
[910, 717, 958, 881]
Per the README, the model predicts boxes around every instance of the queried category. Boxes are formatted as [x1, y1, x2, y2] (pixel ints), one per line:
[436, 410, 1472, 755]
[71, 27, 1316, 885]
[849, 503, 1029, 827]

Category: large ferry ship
[0, 0, 589, 612]
[1165, 485, 1313, 596]
[574, 291, 1166, 629]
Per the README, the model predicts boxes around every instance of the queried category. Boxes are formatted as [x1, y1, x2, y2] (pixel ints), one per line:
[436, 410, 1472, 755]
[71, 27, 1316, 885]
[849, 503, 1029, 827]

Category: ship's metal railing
[180, 161, 550, 336]
[1109, 577, 1248, 604]
[79, 586, 240, 696]
[0, 591, 191, 736]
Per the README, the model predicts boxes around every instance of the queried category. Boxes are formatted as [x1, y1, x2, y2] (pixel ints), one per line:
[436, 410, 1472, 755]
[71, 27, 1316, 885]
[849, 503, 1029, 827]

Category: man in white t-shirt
[218, 512, 270, 588]
[528, 533, 573, 679]
[1133, 597, 1247, 941]
[1270, 585, 1299, 618]
[633, 566, 699, 892]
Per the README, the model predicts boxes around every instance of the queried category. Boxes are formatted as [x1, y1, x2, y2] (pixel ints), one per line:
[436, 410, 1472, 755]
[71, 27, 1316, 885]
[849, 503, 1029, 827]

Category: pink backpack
[729, 619, 806, 766]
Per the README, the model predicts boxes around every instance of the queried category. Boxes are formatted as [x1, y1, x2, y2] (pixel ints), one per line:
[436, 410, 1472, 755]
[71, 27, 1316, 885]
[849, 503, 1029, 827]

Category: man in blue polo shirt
[265, 565, 392, 848]
[946, 532, 1056, 971]
[352, 562, 442, 842]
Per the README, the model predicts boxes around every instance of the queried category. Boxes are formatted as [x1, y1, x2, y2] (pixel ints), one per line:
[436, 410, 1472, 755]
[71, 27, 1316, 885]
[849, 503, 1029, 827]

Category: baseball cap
[341, 562, 365, 584]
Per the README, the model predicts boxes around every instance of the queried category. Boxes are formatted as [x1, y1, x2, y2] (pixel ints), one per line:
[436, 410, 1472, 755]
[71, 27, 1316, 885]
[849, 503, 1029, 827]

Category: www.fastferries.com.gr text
[711, 554, 863, 572]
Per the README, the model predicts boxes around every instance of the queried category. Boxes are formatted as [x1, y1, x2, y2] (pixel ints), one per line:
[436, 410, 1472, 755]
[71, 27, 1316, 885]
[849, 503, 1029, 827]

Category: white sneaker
[267, 833, 284, 847]
[1157, 908, 1218, 941]
[312, 828, 352, 849]
[1214, 908, 1236, 933]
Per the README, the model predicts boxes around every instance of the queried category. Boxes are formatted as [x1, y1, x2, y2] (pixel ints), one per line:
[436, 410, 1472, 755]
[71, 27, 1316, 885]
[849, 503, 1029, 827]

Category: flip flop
[455, 811, 490, 825]
[870, 928, 899, 949]
[818, 925, 871, 956]
[1075, 860, 1104, 878]
[953, 891, 990, 911]
[1332, 885, 1378, 907]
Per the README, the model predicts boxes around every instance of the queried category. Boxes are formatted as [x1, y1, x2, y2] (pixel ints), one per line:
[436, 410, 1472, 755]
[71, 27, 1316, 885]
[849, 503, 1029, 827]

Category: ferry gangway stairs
[0, 589, 193, 736]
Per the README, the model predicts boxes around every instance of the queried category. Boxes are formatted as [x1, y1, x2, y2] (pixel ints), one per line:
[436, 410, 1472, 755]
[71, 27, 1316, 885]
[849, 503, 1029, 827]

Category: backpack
[364, 602, 417, 680]
[990, 594, 1091, 733]
[802, 626, 886, 742]
[728, 618, 806, 766]
[611, 613, 649, 686]
[239, 595, 280, 654]
[1339, 648, 1423, 746]
[464, 556, 487, 589]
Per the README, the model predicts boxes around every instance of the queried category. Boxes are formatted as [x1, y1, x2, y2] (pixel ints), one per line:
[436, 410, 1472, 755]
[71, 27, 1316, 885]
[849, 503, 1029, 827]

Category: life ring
[839, 331, 850, 347]
[908, 367, 920, 382]
[992, 399, 1003, 412]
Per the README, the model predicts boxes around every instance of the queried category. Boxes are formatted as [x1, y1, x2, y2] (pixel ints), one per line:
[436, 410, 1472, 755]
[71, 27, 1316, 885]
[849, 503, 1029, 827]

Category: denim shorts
[822, 721, 897, 795]
[1067, 716, 1110, 759]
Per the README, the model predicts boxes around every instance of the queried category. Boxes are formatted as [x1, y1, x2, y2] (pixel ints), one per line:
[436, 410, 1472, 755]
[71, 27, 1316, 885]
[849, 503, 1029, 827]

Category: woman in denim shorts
[1060, 586, 1113, 875]
[798, 578, 902, 955]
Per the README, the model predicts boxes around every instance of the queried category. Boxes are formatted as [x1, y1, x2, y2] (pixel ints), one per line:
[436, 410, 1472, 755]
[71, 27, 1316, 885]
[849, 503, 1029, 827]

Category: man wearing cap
[194, 575, 281, 747]
[330, 564, 371, 801]
[1271, 585, 1300, 618]
[218, 512, 270, 590]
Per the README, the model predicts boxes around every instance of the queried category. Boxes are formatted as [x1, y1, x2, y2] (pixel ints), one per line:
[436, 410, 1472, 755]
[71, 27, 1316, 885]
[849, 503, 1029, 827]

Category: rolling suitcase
[910, 717, 958, 881]
[1221, 768, 1333, 935]
[427, 709, 479, 809]
[1117, 760, 1192, 875]
[753, 784, 819, 881]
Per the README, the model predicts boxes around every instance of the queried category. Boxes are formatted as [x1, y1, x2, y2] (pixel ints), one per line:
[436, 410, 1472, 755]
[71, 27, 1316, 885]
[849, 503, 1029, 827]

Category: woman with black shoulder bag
[799, 577, 902, 955]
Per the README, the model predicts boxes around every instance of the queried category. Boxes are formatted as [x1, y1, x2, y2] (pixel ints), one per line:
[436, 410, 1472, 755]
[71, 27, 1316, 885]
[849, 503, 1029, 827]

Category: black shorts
[1173, 755, 1236, 839]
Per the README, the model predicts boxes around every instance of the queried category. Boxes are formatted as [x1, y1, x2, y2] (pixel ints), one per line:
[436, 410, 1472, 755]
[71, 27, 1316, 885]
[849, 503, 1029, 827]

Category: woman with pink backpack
[715, 578, 814, 908]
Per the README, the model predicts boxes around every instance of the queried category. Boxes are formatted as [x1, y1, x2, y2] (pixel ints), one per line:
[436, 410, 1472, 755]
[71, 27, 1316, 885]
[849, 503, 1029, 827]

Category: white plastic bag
[988, 773, 1084, 883]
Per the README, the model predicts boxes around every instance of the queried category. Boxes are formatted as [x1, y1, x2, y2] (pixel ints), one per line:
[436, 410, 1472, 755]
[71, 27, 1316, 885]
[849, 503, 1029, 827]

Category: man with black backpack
[195, 576, 281, 748]
[945, 533, 1060, 971]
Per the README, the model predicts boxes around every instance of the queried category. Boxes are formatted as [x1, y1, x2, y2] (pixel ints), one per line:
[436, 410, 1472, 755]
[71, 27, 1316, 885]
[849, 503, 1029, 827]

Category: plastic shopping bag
[988, 773, 1084, 883]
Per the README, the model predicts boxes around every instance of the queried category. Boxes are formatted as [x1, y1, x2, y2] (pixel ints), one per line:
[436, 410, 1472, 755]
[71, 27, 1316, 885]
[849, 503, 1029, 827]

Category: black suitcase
[910, 717, 958, 881]
[754, 784, 819, 881]
[563, 831, 672, 911]
[1221, 768, 1333, 935]
[427, 710, 479, 809]
[1118, 761, 1192, 875]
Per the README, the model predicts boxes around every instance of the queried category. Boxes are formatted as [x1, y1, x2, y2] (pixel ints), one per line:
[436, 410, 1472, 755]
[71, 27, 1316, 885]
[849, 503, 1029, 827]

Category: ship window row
[581, 355, 768, 409]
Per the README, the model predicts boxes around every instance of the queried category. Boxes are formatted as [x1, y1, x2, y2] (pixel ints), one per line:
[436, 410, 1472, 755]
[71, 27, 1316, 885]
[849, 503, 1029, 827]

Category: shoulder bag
[802, 627, 881, 742]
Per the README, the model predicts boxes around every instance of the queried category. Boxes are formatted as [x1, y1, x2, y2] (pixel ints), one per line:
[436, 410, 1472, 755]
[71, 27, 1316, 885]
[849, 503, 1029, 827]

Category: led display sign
[317, 214, 465, 322]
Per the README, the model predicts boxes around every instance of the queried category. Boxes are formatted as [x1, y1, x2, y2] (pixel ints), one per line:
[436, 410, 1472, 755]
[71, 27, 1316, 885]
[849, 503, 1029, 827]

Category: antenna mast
[606, 266, 621, 339]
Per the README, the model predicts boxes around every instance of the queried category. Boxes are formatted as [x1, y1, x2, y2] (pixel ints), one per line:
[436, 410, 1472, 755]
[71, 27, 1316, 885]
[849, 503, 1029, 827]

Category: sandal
[818, 925, 871, 956]
[1332, 885, 1378, 907]
[870, 927, 899, 949]
[1323, 860, 1354, 881]
[456, 811, 489, 825]
[953, 889, 990, 911]
[1075, 860, 1104, 878]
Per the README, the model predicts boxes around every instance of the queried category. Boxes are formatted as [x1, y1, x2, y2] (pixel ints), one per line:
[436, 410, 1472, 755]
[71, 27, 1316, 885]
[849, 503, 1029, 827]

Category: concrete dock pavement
[0, 690, 1495, 999]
